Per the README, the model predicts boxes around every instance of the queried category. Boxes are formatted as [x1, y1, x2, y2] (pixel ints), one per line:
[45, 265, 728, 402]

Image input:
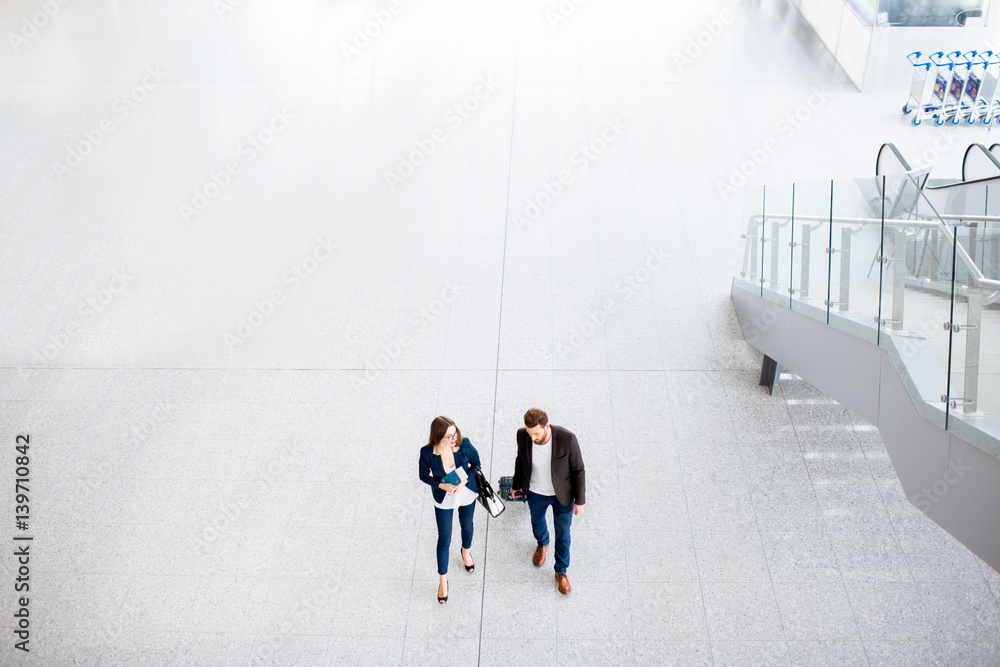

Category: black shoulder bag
[470, 465, 505, 518]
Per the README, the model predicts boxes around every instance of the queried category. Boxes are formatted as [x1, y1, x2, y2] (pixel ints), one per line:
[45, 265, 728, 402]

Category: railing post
[770, 222, 780, 290]
[964, 292, 982, 413]
[800, 224, 811, 299]
[928, 229, 939, 282]
[990, 225, 998, 277]
[839, 227, 851, 312]
[744, 217, 760, 284]
[892, 230, 906, 330]
[937, 230, 949, 281]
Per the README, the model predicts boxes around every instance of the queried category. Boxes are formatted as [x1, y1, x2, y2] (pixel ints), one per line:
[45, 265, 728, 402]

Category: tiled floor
[2, 0, 1000, 664]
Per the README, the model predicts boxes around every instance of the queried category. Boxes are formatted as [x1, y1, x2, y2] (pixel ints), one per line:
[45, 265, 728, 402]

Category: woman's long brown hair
[427, 415, 462, 452]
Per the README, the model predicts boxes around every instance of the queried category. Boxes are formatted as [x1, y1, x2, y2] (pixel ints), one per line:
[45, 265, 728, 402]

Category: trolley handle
[976, 51, 992, 66]
[906, 51, 923, 66]
[929, 51, 950, 67]
[961, 50, 978, 67]
[946, 50, 962, 66]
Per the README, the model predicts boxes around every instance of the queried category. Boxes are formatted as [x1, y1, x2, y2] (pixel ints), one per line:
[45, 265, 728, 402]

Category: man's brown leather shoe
[555, 572, 571, 594]
[532, 544, 548, 567]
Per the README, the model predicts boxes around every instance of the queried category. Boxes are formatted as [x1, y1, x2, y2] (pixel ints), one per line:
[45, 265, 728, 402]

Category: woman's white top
[434, 464, 479, 509]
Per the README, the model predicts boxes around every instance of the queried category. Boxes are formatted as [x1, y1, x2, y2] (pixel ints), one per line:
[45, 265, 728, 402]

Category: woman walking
[418, 416, 480, 603]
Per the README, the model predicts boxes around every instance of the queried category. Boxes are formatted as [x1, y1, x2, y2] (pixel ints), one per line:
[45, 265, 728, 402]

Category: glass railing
[736, 171, 1000, 458]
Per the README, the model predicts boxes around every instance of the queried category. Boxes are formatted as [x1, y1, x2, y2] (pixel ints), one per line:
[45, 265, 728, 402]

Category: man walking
[512, 408, 586, 594]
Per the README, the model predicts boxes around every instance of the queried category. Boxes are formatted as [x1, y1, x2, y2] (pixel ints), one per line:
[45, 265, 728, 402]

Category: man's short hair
[524, 408, 548, 429]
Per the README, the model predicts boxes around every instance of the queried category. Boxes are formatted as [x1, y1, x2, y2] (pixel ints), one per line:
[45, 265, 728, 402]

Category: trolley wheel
[912, 117, 921, 126]
[903, 104, 912, 114]
[969, 117, 977, 125]
[936, 117, 945, 125]
[952, 115, 961, 125]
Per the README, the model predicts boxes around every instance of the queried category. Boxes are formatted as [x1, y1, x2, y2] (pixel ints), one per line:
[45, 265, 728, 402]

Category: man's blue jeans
[527, 491, 573, 573]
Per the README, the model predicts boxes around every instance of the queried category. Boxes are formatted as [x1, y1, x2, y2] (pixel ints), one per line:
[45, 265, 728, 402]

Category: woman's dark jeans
[433, 502, 476, 575]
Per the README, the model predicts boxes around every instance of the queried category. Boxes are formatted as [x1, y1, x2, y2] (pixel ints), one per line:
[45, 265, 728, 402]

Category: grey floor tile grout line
[608, 398, 637, 658]
[695, 305, 749, 659]
[0, 366, 746, 373]
[676, 368, 710, 652]
[399, 77, 477, 660]
[43, 76, 857, 87]
[737, 389, 789, 653]
[615, 80, 653, 662]
[401, 445, 424, 656]
[478, 36, 518, 667]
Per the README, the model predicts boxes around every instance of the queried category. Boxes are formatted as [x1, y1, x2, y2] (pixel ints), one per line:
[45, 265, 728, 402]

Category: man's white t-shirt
[529, 440, 557, 496]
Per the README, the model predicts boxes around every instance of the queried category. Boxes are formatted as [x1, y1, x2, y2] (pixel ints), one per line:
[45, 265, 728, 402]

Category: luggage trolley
[971, 51, 1000, 124]
[955, 50, 982, 124]
[927, 51, 954, 125]
[944, 50, 974, 125]
[902, 51, 934, 125]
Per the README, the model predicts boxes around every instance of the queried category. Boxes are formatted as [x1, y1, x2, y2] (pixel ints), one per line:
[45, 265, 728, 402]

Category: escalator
[732, 144, 1000, 572]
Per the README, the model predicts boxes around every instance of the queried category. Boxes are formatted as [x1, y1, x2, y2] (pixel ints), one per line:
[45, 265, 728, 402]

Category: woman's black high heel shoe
[438, 580, 448, 604]
[462, 548, 475, 573]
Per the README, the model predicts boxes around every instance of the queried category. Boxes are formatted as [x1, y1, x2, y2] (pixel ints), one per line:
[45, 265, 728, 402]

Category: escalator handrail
[924, 172, 1000, 190]
[961, 143, 1000, 182]
[875, 143, 931, 196]
[876, 142, 914, 174]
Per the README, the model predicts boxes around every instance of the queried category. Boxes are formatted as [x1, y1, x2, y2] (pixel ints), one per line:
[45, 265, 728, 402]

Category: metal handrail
[751, 211, 1000, 225]
[747, 211, 1000, 292]
[742, 150, 999, 422]
[751, 212, 935, 227]
[907, 171, 1000, 294]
